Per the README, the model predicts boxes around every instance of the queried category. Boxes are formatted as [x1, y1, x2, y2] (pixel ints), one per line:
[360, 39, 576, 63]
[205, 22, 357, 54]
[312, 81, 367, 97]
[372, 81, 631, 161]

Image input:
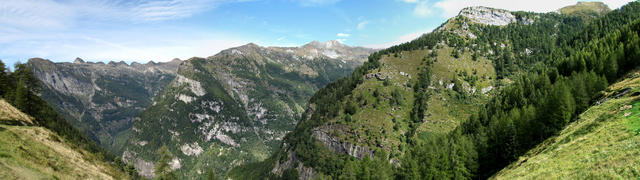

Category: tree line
[0, 61, 140, 178]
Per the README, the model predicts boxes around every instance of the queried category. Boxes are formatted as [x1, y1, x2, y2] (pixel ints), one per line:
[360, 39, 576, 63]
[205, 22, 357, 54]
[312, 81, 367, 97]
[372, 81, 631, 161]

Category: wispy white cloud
[413, 1, 432, 17]
[400, 0, 432, 18]
[337, 33, 350, 37]
[0, 0, 241, 29]
[434, 0, 635, 18]
[357, 20, 369, 30]
[130, 0, 224, 21]
[294, 0, 341, 7]
[0, 0, 251, 64]
[0, 30, 249, 63]
[0, 0, 75, 29]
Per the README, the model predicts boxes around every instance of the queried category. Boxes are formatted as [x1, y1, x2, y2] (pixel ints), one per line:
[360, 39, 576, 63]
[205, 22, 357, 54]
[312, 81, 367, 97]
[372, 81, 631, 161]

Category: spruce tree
[154, 146, 176, 180]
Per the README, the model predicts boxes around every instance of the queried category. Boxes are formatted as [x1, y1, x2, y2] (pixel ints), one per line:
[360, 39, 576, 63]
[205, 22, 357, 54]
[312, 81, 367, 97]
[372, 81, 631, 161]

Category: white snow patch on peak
[174, 75, 206, 96]
[181, 142, 204, 156]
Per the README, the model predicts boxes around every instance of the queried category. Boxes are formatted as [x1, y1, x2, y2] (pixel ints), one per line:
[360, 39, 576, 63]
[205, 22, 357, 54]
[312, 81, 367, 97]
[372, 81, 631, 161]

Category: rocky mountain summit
[459, 6, 518, 26]
[557, 1, 610, 20]
[226, 2, 640, 179]
[28, 58, 181, 152]
[121, 41, 374, 178]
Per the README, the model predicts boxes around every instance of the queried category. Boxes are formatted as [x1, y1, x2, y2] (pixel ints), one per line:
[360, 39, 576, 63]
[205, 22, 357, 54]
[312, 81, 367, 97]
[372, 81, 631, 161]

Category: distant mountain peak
[243, 42, 260, 47]
[74, 57, 85, 64]
[558, 1, 610, 17]
[304, 40, 346, 49]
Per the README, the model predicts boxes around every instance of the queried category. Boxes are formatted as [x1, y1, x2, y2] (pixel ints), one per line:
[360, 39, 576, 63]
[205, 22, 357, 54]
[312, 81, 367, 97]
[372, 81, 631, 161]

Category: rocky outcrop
[459, 6, 516, 26]
[28, 58, 181, 150]
[123, 41, 374, 178]
[271, 148, 318, 180]
[312, 125, 374, 160]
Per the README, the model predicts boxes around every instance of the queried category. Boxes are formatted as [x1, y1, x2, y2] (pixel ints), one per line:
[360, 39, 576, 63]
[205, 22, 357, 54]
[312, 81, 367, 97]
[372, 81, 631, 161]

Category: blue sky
[0, 0, 634, 66]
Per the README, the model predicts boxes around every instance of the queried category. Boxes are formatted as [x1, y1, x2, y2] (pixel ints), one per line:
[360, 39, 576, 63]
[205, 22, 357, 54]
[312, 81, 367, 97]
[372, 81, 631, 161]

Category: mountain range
[26, 40, 374, 178]
[28, 58, 181, 153]
[1, 1, 640, 179]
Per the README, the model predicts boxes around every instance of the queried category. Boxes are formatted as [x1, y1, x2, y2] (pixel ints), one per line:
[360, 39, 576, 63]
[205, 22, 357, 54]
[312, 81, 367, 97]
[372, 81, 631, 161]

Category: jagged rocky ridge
[28, 58, 181, 152]
[121, 41, 374, 178]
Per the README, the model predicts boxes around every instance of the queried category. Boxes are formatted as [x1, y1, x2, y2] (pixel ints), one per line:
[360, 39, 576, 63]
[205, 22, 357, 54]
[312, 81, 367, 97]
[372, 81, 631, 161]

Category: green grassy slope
[228, 2, 640, 179]
[558, 1, 611, 21]
[123, 43, 372, 179]
[0, 99, 130, 179]
[494, 71, 640, 179]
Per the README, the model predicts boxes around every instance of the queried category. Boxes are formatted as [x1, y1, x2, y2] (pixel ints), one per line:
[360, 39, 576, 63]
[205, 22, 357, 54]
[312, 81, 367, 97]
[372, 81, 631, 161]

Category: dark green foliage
[460, 9, 640, 178]
[383, 79, 391, 86]
[154, 146, 176, 180]
[344, 114, 352, 122]
[390, 88, 404, 106]
[234, 2, 640, 179]
[207, 168, 219, 180]
[281, 168, 299, 180]
[0, 60, 136, 177]
[451, 49, 461, 58]
[398, 131, 477, 179]
[345, 100, 358, 115]
[411, 67, 432, 126]
[0, 61, 7, 97]
[340, 151, 393, 179]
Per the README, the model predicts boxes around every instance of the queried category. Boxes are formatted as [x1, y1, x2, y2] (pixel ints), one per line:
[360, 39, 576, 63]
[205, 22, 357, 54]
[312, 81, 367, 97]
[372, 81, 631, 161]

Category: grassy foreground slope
[494, 71, 640, 179]
[0, 99, 129, 179]
[229, 2, 640, 179]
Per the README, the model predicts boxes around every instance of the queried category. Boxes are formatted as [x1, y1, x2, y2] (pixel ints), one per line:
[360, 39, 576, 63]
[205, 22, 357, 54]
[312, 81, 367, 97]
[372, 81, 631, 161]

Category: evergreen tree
[13, 78, 30, 115]
[154, 146, 176, 180]
[544, 81, 575, 132]
[0, 60, 8, 97]
[207, 168, 218, 180]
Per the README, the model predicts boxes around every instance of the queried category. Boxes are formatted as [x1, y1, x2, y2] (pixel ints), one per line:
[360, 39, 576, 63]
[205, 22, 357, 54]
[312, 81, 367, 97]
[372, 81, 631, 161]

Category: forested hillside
[229, 2, 640, 179]
[0, 60, 137, 179]
[121, 41, 374, 178]
[28, 58, 181, 153]
[494, 69, 640, 179]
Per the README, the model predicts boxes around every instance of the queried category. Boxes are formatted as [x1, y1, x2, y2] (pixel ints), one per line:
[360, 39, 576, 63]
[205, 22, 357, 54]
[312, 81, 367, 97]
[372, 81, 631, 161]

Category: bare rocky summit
[459, 6, 517, 26]
[121, 41, 374, 178]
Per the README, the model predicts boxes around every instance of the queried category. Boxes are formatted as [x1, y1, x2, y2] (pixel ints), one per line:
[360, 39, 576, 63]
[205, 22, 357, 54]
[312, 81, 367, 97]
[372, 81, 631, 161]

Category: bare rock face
[28, 58, 181, 151]
[122, 41, 374, 178]
[459, 6, 516, 26]
[312, 125, 374, 160]
[271, 148, 318, 180]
